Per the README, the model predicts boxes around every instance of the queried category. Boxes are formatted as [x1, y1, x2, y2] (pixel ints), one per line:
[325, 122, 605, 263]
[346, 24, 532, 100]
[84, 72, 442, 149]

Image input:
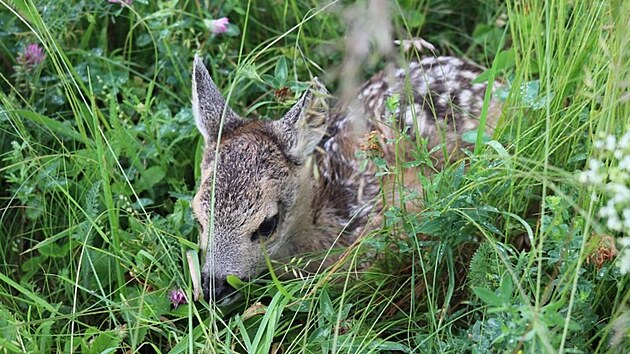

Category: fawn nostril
[201, 274, 211, 302]
[202, 275, 234, 302]
[212, 277, 234, 302]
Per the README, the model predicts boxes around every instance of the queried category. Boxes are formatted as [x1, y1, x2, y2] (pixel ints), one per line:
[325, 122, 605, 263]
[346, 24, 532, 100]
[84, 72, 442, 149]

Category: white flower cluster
[580, 129, 630, 274]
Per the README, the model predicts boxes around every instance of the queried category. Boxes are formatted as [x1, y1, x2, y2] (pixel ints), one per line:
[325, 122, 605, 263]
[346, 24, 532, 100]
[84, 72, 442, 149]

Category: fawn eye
[251, 214, 279, 242]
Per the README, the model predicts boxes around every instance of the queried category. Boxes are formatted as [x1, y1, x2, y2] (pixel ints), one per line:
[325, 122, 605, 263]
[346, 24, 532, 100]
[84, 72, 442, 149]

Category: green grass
[1, 0, 629, 353]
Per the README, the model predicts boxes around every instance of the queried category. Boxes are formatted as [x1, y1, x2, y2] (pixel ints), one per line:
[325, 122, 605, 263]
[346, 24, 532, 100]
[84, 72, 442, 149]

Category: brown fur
[190, 55, 500, 302]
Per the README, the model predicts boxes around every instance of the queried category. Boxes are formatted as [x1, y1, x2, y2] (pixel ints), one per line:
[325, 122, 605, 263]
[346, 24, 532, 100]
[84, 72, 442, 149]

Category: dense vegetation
[1, 0, 629, 352]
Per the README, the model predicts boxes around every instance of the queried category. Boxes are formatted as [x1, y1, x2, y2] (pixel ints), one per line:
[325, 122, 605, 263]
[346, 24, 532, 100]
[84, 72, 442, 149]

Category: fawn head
[191, 56, 330, 303]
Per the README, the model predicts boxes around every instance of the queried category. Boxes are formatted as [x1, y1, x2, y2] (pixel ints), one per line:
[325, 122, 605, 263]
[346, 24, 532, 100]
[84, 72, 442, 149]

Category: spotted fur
[191, 55, 500, 303]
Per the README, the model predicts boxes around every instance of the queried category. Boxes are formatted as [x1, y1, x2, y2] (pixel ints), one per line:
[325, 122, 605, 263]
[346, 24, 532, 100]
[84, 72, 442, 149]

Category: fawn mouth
[201, 274, 240, 305]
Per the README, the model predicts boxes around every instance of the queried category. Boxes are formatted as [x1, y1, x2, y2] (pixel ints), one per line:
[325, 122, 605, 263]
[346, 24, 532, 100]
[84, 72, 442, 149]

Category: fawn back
[190, 55, 500, 303]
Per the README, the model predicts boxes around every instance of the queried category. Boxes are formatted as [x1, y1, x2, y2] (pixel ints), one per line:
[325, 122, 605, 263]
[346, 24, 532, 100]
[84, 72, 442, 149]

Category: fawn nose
[202, 275, 233, 303]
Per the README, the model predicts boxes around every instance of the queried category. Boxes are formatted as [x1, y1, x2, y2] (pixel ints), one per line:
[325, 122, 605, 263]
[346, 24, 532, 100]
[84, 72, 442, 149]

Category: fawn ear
[275, 78, 330, 163]
[192, 54, 241, 143]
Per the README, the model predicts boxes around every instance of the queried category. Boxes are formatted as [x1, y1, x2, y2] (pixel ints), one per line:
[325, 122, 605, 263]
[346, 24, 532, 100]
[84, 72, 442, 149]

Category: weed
[0, 0, 628, 352]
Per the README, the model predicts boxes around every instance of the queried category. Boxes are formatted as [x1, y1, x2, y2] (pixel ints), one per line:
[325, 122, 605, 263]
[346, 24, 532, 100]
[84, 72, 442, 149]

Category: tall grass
[0, 0, 628, 353]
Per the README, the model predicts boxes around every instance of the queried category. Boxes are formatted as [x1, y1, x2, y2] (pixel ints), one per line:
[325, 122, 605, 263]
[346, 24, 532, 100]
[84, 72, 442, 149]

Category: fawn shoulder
[190, 55, 500, 302]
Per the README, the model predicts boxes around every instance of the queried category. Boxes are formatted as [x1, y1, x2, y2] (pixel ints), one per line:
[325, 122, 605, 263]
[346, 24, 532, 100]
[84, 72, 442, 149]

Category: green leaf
[404, 10, 424, 28]
[473, 287, 503, 307]
[82, 249, 115, 290]
[462, 129, 491, 144]
[402, 160, 423, 168]
[485, 140, 512, 169]
[274, 57, 288, 86]
[499, 273, 513, 299]
[38, 241, 67, 258]
[224, 23, 241, 37]
[319, 287, 335, 322]
[136, 166, 166, 192]
[85, 331, 122, 354]
[493, 48, 515, 71]
[287, 300, 310, 313]
[519, 80, 555, 109]
[308, 326, 331, 342]
[226, 274, 247, 289]
[472, 24, 497, 43]
[368, 340, 411, 352]
[473, 49, 514, 84]
[339, 303, 353, 320]
[288, 81, 309, 93]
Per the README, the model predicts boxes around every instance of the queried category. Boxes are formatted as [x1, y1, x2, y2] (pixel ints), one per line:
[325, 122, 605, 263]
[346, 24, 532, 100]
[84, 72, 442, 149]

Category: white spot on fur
[460, 71, 478, 80]
[459, 90, 472, 106]
[445, 80, 461, 92]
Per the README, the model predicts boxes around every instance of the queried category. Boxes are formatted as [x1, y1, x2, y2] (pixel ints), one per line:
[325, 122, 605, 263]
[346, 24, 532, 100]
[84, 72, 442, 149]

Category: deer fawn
[191, 55, 500, 303]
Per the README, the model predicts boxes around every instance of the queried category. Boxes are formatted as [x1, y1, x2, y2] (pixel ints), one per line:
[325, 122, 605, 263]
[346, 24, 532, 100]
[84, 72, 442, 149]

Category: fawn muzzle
[201, 273, 234, 303]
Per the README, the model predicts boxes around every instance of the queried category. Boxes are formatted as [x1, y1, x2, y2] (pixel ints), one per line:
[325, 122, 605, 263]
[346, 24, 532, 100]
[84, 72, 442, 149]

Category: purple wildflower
[17, 44, 45, 69]
[108, 0, 133, 6]
[209, 17, 229, 34]
[169, 289, 188, 309]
